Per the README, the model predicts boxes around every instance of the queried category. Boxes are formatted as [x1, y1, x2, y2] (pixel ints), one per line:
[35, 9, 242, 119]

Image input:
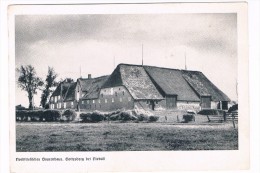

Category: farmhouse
[49, 64, 230, 111]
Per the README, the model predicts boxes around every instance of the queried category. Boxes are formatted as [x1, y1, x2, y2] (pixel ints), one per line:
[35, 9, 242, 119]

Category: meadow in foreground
[16, 122, 238, 152]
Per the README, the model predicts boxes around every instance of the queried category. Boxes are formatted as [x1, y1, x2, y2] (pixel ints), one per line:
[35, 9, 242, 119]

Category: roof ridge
[117, 63, 202, 72]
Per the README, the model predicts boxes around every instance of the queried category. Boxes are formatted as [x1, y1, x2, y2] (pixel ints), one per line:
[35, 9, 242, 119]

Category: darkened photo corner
[15, 13, 238, 152]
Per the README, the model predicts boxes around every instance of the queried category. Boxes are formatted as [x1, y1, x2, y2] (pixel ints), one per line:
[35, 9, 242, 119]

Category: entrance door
[166, 95, 177, 109]
[201, 96, 211, 109]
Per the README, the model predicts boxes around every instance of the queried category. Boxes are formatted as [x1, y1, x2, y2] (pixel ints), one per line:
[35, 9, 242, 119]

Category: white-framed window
[111, 88, 114, 95]
[86, 100, 89, 104]
[112, 98, 114, 103]
[98, 99, 100, 103]
[58, 96, 60, 100]
[105, 99, 107, 103]
[93, 100, 95, 103]
[55, 96, 57, 103]
[82, 100, 84, 104]
[128, 97, 131, 101]
[120, 98, 122, 102]
[64, 103, 66, 109]
[71, 102, 74, 108]
[59, 103, 61, 108]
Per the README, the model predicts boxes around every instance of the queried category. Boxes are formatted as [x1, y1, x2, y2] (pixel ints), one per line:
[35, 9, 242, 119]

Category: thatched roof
[181, 70, 230, 101]
[102, 64, 164, 100]
[51, 82, 73, 98]
[63, 82, 77, 101]
[81, 75, 110, 99]
[144, 66, 200, 101]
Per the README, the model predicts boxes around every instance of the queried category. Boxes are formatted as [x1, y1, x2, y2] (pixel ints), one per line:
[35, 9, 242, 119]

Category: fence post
[232, 113, 235, 128]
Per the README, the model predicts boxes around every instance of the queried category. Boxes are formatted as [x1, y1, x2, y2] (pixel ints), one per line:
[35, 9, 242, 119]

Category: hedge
[61, 109, 77, 121]
[16, 110, 61, 122]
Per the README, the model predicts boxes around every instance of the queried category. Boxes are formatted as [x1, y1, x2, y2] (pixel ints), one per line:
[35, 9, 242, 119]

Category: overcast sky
[15, 13, 237, 107]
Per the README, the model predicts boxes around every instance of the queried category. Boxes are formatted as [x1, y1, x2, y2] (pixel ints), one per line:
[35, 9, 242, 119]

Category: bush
[118, 111, 137, 121]
[182, 114, 195, 123]
[80, 112, 105, 122]
[137, 114, 149, 121]
[43, 110, 61, 122]
[62, 109, 77, 121]
[80, 113, 92, 122]
[91, 111, 105, 122]
[148, 115, 159, 122]
[16, 110, 45, 121]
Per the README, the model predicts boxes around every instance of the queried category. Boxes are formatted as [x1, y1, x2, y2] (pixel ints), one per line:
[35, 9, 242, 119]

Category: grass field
[16, 122, 238, 152]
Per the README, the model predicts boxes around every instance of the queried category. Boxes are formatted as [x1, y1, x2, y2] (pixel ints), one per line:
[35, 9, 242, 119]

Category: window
[128, 97, 131, 101]
[111, 88, 114, 95]
[123, 91, 125, 95]
[59, 103, 61, 108]
[112, 98, 114, 103]
[119, 88, 121, 90]
[95, 104, 96, 108]
[120, 98, 122, 102]
[105, 99, 107, 103]
[147, 100, 149, 104]
[101, 94, 103, 98]
[98, 99, 100, 103]
[93, 100, 95, 104]
[71, 102, 74, 108]
[58, 96, 60, 100]
[155, 101, 158, 104]
[55, 96, 57, 103]
[64, 103, 66, 109]
[82, 101, 84, 104]
[87, 100, 89, 104]
[115, 92, 117, 96]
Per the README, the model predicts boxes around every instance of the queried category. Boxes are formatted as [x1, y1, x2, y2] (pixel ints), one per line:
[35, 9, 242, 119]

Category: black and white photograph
[8, 2, 250, 172]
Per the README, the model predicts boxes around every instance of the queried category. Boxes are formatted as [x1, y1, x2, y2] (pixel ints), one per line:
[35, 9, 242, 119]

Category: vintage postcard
[9, 3, 249, 172]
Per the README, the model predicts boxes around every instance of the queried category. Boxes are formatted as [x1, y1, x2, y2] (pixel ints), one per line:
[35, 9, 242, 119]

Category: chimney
[88, 74, 91, 79]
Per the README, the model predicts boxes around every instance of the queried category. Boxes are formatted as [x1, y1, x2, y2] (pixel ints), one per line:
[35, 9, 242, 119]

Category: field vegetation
[16, 122, 238, 152]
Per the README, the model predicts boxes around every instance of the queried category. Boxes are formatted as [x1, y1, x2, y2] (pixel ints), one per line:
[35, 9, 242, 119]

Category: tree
[40, 67, 58, 109]
[16, 65, 43, 109]
[59, 78, 74, 83]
